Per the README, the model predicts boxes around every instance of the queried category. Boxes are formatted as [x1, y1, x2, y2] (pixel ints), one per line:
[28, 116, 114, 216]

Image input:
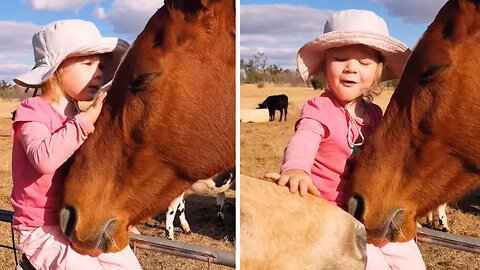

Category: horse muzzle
[60, 205, 120, 254]
[349, 195, 413, 243]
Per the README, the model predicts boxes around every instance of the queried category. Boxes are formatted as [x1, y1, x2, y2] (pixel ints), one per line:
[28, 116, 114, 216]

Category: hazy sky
[0, 0, 164, 82]
[240, 0, 449, 70]
[0, 0, 450, 81]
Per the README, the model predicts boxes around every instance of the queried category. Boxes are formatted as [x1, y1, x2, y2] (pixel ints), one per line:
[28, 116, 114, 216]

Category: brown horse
[348, 0, 480, 244]
[59, 0, 235, 255]
[240, 175, 367, 269]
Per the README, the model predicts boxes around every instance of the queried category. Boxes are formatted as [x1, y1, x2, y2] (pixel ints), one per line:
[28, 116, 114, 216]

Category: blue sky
[240, 0, 449, 69]
[0, 0, 450, 82]
[0, 0, 164, 82]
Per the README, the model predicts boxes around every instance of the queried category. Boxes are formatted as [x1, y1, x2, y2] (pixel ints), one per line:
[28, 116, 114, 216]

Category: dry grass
[0, 98, 235, 269]
[240, 83, 480, 269]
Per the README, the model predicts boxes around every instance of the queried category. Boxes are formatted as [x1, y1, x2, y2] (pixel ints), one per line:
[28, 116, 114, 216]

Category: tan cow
[241, 175, 367, 269]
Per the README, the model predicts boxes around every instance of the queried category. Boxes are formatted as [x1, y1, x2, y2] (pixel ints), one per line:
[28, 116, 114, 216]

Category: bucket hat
[297, 9, 410, 82]
[14, 19, 129, 88]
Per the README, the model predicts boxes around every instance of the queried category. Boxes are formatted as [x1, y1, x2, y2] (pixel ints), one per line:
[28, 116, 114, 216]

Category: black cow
[258, 94, 288, 122]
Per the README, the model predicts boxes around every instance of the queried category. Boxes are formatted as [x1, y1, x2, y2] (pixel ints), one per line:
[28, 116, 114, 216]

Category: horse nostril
[99, 218, 118, 252]
[387, 209, 405, 241]
[60, 206, 77, 238]
[348, 194, 365, 223]
[104, 218, 117, 237]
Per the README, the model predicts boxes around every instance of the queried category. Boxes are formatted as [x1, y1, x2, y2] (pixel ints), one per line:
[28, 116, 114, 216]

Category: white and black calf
[424, 203, 450, 232]
[165, 168, 235, 240]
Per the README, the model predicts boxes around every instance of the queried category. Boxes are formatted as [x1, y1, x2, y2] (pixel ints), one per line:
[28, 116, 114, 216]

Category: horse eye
[441, 20, 454, 39]
[418, 65, 449, 85]
[129, 73, 161, 93]
[153, 28, 165, 48]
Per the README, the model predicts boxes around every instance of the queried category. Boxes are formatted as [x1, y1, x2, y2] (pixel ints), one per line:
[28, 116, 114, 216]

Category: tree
[251, 52, 267, 74]
[242, 52, 268, 83]
[309, 76, 327, 90]
[241, 52, 305, 86]
[0, 80, 12, 90]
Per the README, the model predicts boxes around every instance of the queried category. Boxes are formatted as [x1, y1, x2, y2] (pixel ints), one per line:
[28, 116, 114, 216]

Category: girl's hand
[128, 225, 141, 235]
[269, 169, 321, 197]
[84, 90, 107, 124]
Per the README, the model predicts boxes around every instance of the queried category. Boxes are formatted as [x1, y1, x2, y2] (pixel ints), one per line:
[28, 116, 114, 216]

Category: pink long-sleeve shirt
[281, 92, 382, 209]
[281, 92, 426, 269]
[11, 96, 94, 228]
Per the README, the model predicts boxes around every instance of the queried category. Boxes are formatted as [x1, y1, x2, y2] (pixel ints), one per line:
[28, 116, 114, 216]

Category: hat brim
[14, 37, 129, 88]
[297, 31, 411, 82]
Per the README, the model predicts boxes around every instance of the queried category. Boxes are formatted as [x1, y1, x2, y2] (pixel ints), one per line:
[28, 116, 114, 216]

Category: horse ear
[465, 0, 480, 10]
[165, 0, 205, 14]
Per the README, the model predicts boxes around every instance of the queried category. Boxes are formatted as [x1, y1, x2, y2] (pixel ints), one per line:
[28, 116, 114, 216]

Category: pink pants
[333, 201, 425, 270]
[366, 240, 426, 270]
[17, 225, 142, 270]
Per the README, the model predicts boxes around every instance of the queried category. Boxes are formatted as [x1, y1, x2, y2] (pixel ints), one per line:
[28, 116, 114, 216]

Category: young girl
[274, 10, 426, 270]
[11, 19, 142, 269]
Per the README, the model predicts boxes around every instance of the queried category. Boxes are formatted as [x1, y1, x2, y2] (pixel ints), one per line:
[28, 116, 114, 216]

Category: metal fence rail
[3, 209, 480, 267]
[0, 209, 235, 268]
[129, 233, 235, 267]
[417, 227, 480, 254]
[0, 209, 18, 265]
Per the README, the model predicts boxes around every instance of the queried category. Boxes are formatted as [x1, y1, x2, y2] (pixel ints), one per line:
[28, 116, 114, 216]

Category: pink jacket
[282, 92, 426, 270]
[282, 92, 382, 209]
[11, 96, 94, 228]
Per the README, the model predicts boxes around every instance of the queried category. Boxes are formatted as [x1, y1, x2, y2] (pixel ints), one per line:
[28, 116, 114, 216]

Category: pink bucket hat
[297, 9, 410, 82]
[14, 19, 129, 88]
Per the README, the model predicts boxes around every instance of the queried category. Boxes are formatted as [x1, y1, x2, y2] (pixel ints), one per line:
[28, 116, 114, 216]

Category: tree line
[240, 52, 307, 87]
[241, 52, 399, 90]
[0, 80, 31, 100]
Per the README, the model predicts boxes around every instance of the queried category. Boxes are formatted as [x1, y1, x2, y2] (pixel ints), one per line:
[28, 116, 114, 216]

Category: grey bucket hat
[297, 9, 410, 82]
[14, 19, 129, 88]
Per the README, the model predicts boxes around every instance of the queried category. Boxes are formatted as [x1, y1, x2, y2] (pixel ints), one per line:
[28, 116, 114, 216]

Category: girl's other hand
[84, 90, 107, 124]
[128, 225, 141, 235]
[276, 169, 321, 197]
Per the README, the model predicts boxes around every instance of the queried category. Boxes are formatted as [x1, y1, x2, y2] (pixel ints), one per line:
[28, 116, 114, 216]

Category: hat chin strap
[326, 89, 366, 149]
[345, 102, 365, 149]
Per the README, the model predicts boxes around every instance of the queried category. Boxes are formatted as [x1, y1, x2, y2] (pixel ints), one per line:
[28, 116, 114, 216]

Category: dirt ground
[240, 83, 480, 270]
[0, 99, 235, 269]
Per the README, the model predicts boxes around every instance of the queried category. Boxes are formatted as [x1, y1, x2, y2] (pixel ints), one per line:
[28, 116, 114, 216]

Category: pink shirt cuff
[74, 112, 95, 134]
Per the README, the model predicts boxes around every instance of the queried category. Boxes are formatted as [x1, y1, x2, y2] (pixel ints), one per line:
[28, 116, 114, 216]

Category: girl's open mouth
[341, 80, 357, 86]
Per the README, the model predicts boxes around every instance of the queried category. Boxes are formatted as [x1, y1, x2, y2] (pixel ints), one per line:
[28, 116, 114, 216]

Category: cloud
[30, 0, 103, 13]
[0, 1, 166, 81]
[0, 21, 40, 52]
[102, 0, 165, 40]
[92, 7, 106, 19]
[0, 63, 33, 83]
[0, 21, 42, 81]
[241, 5, 333, 70]
[373, 0, 448, 24]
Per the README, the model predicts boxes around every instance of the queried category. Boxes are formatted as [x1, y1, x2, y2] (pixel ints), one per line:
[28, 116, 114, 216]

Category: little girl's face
[58, 55, 105, 101]
[325, 45, 380, 104]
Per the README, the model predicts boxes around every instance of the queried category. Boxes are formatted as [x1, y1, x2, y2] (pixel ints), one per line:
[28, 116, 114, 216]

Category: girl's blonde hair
[41, 70, 63, 104]
[316, 49, 385, 103]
